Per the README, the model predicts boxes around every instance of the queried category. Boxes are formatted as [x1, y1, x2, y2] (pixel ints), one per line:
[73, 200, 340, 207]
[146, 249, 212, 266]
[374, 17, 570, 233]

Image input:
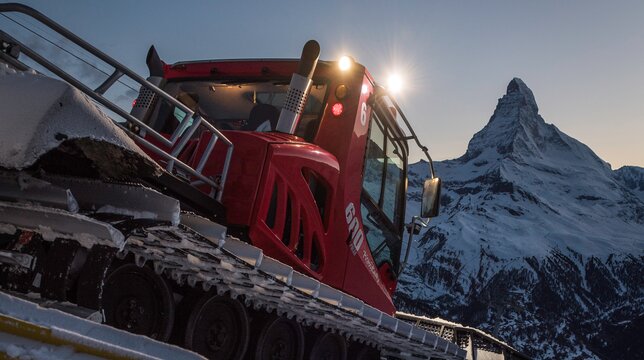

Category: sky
[3, 0, 643, 168]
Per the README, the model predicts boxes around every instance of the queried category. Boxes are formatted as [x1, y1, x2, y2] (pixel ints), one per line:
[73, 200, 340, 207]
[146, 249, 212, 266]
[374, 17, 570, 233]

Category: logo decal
[345, 202, 364, 255]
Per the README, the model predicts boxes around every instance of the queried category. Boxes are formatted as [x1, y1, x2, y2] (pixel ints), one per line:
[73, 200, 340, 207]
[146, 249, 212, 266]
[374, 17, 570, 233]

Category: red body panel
[152, 59, 399, 314]
[249, 141, 340, 281]
[312, 74, 396, 313]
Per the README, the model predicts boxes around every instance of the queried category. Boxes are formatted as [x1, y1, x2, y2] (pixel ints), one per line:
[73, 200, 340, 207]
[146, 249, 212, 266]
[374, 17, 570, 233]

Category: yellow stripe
[0, 314, 142, 359]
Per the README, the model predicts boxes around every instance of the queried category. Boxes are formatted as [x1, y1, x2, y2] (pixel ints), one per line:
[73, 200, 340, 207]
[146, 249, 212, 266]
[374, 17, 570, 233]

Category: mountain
[615, 166, 644, 203]
[395, 78, 644, 360]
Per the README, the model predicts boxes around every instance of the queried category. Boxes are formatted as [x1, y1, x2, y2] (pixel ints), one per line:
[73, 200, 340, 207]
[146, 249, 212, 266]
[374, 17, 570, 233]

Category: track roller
[101, 263, 175, 341]
[305, 330, 347, 360]
[184, 293, 250, 359]
[348, 341, 382, 360]
[250, 313, 305, 360]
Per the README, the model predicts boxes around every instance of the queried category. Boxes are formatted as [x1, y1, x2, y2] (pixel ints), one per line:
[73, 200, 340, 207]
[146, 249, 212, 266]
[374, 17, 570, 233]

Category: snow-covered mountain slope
[396, 78, 644, 360]
[615, 166, 644, 203]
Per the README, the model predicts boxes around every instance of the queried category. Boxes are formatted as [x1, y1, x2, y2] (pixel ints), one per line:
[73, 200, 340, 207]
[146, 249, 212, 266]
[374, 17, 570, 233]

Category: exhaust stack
[130, 46, 165, 128]
[275, 40, 320, 134]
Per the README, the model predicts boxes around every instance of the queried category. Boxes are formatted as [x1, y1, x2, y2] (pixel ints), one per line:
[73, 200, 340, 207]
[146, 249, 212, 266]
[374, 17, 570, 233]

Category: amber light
[335, 84, 348, 100]
[331, 102, 344, 116]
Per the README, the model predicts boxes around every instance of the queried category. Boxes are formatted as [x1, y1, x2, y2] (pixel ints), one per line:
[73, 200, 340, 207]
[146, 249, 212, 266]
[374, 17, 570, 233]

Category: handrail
[373, 85, 437, 179]
[0, 3, 233, 201]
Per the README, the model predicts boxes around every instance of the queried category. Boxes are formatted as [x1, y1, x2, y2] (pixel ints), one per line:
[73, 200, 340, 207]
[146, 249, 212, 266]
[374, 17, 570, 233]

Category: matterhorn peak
[505, 77, 538, 113]
[492, 77, 540, 119]
[459, 78, 610, 174]
[462, 77, 545, 160]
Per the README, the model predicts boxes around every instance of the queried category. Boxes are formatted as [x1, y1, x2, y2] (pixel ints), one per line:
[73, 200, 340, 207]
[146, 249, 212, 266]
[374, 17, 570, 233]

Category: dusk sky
[4, 0, 643, 168]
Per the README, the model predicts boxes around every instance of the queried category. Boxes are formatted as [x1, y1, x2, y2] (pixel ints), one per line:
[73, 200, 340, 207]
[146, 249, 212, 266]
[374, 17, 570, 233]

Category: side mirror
[421, 177, 441, 218]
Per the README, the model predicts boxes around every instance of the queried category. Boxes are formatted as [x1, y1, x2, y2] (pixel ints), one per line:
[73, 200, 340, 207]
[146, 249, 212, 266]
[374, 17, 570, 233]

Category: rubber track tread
[118, 224, 461, 360]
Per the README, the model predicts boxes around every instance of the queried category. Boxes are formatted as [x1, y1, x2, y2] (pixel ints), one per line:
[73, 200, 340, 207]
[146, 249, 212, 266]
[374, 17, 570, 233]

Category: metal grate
[416, 322, 443, 336]
[441, 326, 455, 342]
[133, 87, 155, 108]
[472, 334, 503, 354]
[456, 332, 470, 348]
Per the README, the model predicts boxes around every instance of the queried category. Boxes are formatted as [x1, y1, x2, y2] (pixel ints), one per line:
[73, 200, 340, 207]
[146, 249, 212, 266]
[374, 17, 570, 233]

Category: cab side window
[383, 137, 404, 224]
[363, 120, 385, 202]
[360, 111, 406, 270]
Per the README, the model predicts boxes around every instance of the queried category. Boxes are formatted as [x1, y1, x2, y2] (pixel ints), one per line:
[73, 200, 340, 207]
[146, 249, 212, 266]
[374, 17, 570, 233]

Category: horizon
[2, 0, 642, 168]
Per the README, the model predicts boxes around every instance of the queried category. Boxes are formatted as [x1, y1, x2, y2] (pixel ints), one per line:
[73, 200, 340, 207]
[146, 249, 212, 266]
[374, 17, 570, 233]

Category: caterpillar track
[0, 172, 464, 359]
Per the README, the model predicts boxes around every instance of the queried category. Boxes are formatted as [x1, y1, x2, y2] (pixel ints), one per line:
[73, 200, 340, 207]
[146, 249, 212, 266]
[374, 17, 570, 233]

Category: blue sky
[4, 0, 643, 168]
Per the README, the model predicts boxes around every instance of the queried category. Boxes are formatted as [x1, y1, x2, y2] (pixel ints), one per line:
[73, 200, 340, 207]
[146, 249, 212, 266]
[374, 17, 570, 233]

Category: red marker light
[331, 102, 343, 116]
[132, 99, 137, 107]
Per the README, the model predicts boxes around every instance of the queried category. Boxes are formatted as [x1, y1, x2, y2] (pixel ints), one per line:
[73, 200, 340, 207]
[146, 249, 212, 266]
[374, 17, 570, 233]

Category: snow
[0, 333, 102, 360]
[0, 61, 149, 170]
[0, 292, 205, 360]
[96, 205, 158, 220]
[0, 200, 125, 249]
[0, 223, 17, 235]
[615, 165, 644, 203]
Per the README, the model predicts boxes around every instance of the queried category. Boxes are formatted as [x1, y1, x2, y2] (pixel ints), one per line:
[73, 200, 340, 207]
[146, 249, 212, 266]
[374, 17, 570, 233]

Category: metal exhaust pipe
[130, 46, 165, 131]
[275, 40, 320, 134]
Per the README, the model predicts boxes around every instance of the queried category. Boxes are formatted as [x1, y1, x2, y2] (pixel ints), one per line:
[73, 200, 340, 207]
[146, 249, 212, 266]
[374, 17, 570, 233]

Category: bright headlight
[387, 74, 403, 94]
[339, 56, 352, 71]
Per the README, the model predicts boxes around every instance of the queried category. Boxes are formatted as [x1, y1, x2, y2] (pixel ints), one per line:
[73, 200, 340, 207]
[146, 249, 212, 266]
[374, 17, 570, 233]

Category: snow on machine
[0, 3, 467, 359]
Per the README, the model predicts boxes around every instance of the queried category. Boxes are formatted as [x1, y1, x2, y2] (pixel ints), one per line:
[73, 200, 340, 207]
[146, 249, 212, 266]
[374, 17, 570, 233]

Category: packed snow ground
[0, 292, 205, 359]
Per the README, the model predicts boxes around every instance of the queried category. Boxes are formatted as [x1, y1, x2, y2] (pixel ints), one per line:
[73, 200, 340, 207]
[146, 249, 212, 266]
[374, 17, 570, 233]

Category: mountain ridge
[396, 78, 644, 360]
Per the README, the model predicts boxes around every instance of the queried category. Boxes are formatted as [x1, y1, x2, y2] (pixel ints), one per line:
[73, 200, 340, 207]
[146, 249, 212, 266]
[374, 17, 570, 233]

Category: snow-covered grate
[395, 312, 531, 359]
[473, 334, 503, 354]
[456, 331, 469, 348]
[417, 321, 443, 336]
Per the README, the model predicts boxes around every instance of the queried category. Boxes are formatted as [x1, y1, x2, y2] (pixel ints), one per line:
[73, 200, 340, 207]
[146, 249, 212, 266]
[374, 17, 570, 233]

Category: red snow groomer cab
[0, 4, 470, 360]
[131, 41, 441, 316]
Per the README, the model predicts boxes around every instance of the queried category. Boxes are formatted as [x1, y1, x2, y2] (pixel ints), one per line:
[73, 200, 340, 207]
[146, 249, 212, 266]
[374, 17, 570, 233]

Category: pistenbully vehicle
[0, 3, 465, 360]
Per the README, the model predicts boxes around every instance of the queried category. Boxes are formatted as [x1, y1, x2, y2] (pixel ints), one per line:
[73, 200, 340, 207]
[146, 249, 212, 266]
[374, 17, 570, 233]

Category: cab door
[359, 109, 407, 294]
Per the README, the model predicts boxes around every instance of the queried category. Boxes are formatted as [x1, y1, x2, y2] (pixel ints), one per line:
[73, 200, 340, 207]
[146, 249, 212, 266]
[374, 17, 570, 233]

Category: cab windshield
[147, 80, 328, 141]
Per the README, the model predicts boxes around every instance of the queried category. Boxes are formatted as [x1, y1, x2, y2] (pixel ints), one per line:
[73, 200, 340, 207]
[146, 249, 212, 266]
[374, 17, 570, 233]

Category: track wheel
[305, 331, 347, 360]
[102, 263, 174, 341]
[348, 342, 381, 360]
[184, 294, 250, 359]
[251, 314, 305, 360]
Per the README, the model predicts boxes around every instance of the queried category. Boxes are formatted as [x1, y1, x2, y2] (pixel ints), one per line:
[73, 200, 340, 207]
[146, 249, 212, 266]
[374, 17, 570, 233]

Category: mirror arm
[399, 216, 429, 276]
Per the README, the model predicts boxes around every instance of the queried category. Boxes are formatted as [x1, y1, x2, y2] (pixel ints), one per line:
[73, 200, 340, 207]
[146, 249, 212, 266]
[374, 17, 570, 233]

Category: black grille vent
[134, 87, 155, 108]
[281, 194, 292, 246]
[283, 87, 307, 114]
[266, 184, 278, 229]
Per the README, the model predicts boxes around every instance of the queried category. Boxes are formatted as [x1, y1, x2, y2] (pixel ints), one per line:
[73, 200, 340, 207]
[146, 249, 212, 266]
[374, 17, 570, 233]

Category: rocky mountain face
[615, 166, 644, 203]
[395, 78, 644, 360]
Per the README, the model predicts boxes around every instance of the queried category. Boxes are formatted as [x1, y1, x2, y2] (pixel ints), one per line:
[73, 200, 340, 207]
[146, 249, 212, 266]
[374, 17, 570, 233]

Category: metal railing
[373, 85, 436, 179]
[0, 3, 233, 201]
